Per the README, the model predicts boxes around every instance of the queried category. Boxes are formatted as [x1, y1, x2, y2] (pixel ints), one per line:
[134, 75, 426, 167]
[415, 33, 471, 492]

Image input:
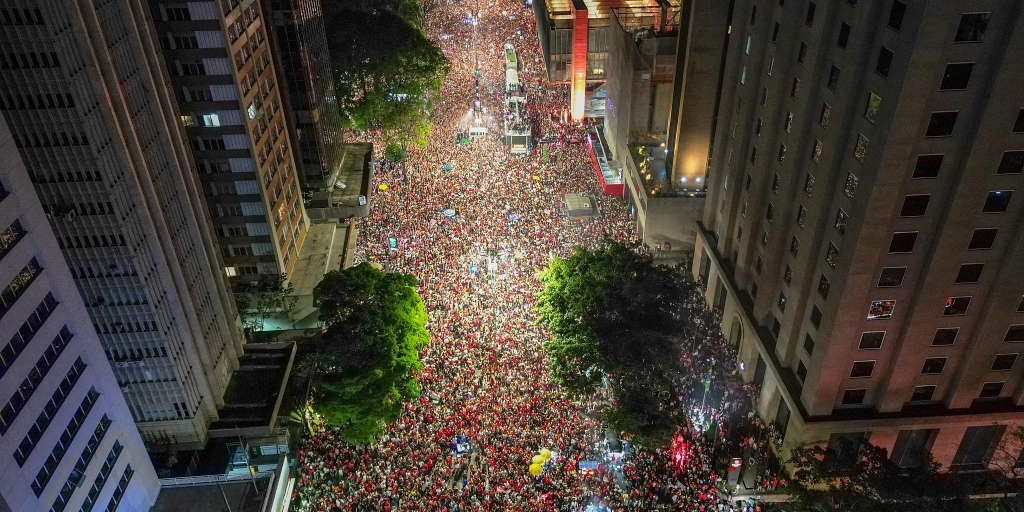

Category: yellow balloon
[540, 449, 552, 460]
[378, 183, 389, 191]
[529, 463, 543, 476]
[531, 455, 545, 465]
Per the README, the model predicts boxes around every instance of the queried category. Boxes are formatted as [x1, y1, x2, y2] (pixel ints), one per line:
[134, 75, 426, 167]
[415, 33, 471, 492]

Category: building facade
[0, 0, 246, 450]
[151, 0, 309, 282]
[0, 111, 158, 512]
[694, 0, 1024, 469]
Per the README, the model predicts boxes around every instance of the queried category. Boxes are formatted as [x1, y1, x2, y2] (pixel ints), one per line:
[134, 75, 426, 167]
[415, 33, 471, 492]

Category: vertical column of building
[0, 109, 158, 512]
[570, 0, 588, 121]
[0, 0, 246, 451]
[152, 0, 308, 283]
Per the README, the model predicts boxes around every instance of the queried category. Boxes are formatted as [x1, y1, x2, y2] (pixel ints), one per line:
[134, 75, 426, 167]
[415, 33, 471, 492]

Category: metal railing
[159, 470, 274, 488]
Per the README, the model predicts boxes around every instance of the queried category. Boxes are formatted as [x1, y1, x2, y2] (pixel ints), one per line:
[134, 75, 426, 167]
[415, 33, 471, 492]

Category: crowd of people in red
[294, 1, 774, 510]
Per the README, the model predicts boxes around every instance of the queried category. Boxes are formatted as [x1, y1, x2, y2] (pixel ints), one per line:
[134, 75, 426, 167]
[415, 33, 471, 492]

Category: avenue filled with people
[294, 1, 774, 510]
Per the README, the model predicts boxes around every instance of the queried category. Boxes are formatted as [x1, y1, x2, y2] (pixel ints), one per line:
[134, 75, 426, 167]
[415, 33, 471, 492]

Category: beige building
[694, 0, 1024, 470]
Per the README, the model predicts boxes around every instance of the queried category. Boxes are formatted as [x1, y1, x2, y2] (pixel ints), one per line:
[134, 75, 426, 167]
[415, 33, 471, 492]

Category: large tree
[535, 240, 691, 446]
[782, 441, 978, 512]
[323, 2, 448, 146]
[298, 263, 429, 444]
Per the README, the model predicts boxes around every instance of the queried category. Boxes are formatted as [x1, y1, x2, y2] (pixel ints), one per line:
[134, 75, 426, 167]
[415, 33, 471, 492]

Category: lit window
[202, 113, 220, 127]
[868, 300, 895, 320]
[224, 266, 237, 277]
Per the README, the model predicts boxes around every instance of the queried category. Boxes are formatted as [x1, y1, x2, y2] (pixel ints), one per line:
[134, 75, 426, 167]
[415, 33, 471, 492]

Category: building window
[885, 1, 907, 29]
[820, 103, 832, 128]
[797, 205, 808, 227]
[756, 118, 763, 136]
[982, 190, 1013, 213]
[825, 242, 840, 269]
[1013, 109, 1024, 133]
[900, 194, 931, 217]
[997, 151, 1024, 175]
[932, 328, 959, 346]
[740, 66, 746, 84]
[837, 23, 851, 48]
[796, 361, 808, 382]
[952, 425, 1004, 471]
[979, 382, 1004, 399]
[745, 36, 752, 54]
[940, 63, 974, 90]
[854, 134, 869, 162]
[811, 139, 823, 162]
[805, 2, 817, 25]
[810, 305, 823, 328]
[868, 300, 896, 320]
[968, 228, 997, 249]
[859, 331, 885, 350]
[1018, 297, 1024, 313]
[926, 111, 958, 137]
[790, 236, 800, 256]
[804, 173, 816, 195]
[751, 147, 757, 163]
[783, 265, 793, 285]
[1005, 325, 1024, 343]
[761, 86, 769, 105]
[804, 334, 815, 355]
[827, 65, 841, 90]
[991, 354, 1018, 371]
[791, 77, 801, 98]
[834, 208, 848, 235]
[771, 173, 780, 193]
[921, 357, 947, 374]
[818, 275, 831, 299]
[955, 263, 984, 284]
[776, 144, 786, 163]
[798, 42, 808, 63]
[888, 232, 918, 253]
[773, 22, 781, 42]
[785, 111, 794, 133]
[844, 173, 860, 198]
[767, 202, 775, 222]
[955, 12, 991, 43]
[864, 92, 882, 123]
[943, 296, 971, 316]
[911, 385, 935, 402]
[778, 292, 788, 311]
[912, 154, 943, 178]
[850, 361, 875, 378]
[876, 47, 894, 77]
[751, 282, 758, 298]
[761, 229, 769, 247]
[756, 256, 764, 274]
[772, 318, 782, 338]
[842, 388, 866, 405]
[878, 267, 906, 287]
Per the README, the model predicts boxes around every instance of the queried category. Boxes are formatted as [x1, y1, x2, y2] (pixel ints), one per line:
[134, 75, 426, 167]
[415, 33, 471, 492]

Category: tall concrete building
[151, 0, 308, 283]
[0, 111, 158, 512]
[0, 0, 246, 450]
[694, 0, 1024, 469]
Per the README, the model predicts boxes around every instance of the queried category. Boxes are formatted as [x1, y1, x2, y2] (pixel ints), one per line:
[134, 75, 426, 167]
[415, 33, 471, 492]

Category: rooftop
[305, 143, 372, 221]
[208, 342, 296, 436]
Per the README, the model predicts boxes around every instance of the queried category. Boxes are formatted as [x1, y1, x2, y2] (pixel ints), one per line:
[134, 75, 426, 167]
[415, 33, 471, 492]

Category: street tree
[535, 240, 691, 447]
[297, 263, 429, 444]
[235, 273, 296, 332]
[782, 441, 977, 512]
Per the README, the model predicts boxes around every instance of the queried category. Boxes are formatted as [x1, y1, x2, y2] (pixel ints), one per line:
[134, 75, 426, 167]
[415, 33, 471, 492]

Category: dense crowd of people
[294, 0, 776, 510]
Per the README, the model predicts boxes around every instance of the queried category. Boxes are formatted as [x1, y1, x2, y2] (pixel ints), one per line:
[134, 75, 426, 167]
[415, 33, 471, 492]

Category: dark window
[968, 228, 997, 249]
[783, 264, 793, 285]
[772, 318, 781, 338]
[926, 111, 958, 137]
[1014, 109, 1024, 133]
[773, 22, 781, 42]
[755, 255, 763, 275]
[943, 296, 971, 316]
[876, 47, 894, 77]
[791, 236, 800, 256]
[921, 357, 947, 374]
[837, 23, 851, 48]
[850, 361, 875, 378]
[818, 275, 831, 299]
[900, 195, 931, 217]
[828, 65, 841, 90]
[878, 267, 906, 287]
[804, 334, 815, 355]
[912, 154, 944, 178]
[997, 151, 1024, 175]
[952, 425, 1004, 470]
[940, 63, 974, 90]
[1005, 325, 1024, 343]
[991, 354, 1017, 371]
[859, 331, 885, 350]
[798, 42, 808, 63]
[767, 203, 774, 222]
[955, 263, 983, 284]
[750, 5, 757, 24]
[778, 292, 788, 312]
[751, 147, 757, 163]
[842, 388, 866, 405]
[797, 361, 808, 382]
[911, 386, 935, 402]
[932, 328, 959, 346]
[889, 232, 918, 253]
[810, 305, 822, 328]
[805, 2, 817, 25]
[835, 209, 848, 235]
[1018, 297, 1024, 313]
[825, 243, 840, 269]
[979, 382, 1004, 399]
[888, 1, 907, 30]
[983, 190, 1013, 213]
[955, 13, 990, 43]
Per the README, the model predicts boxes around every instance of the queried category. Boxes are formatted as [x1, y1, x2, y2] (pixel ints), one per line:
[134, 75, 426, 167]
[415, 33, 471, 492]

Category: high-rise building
[150, 0, 309, 282]
[0, 112, 158, 512]
[0, 0, 246, 450]
[693, 0, 1024, 468]
[264, 0, 345, 192]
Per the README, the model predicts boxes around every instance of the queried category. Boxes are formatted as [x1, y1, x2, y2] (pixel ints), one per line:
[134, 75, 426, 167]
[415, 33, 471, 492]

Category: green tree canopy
[299, 263, 429, 444]
[535, 240, 691, 446]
